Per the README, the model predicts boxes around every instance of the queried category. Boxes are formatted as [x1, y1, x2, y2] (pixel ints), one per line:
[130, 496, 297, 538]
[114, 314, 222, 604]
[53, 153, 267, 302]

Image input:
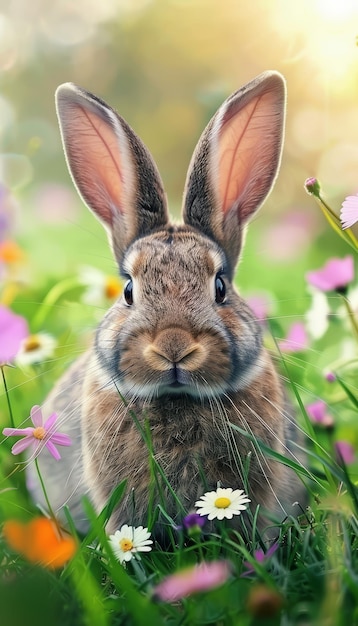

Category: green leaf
[336, 376, 358, 410]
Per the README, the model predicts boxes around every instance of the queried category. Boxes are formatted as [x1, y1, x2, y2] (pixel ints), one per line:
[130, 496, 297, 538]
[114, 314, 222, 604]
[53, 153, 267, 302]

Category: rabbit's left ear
[55, 83, 169, 263]
[182, 71, 286, 275]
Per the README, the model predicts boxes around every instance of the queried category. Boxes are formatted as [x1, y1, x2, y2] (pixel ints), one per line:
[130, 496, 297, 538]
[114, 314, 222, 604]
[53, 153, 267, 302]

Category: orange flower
[3, 517, 77, 569]
[0, 240, 24, 264]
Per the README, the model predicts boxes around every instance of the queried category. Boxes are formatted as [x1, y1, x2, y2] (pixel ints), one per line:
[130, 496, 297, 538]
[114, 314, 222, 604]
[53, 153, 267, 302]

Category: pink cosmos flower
[340, 193, 358, 230]
[335, 440, 355, 465]
[0, 305, 29, 364]
[153, 561, 231, 602]
[278, 322, 309, 353]
[2, 405, 71, 460]
[242, 543, 278, 577]
[306, 257, 354, 292]
[306, 400, 334, 428]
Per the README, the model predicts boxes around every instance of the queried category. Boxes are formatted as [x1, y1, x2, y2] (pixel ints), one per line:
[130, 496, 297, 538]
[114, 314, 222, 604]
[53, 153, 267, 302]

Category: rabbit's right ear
[183, 72, 286, 277]
[56, 84, 169, 262]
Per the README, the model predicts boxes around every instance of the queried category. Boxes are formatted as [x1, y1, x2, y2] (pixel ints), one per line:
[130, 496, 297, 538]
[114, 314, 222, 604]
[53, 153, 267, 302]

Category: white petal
[223, 511, 234, 519]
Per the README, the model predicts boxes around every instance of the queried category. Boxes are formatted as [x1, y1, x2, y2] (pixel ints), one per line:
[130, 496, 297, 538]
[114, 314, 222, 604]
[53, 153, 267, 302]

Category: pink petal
[0, 305, 29, 363]
[340, 194, 358, 229]
[11, 437, 35, 455]
[306, 401, 334, 428]
[45, 440, 61, 460]
[30, 405, 43, 427]
[3, 427, 35, 437]
[153, 561, 231, 602]
[43, 411, 58, 432]
[335, 440, 355, 465]
[306, 256, 354, 291]
[253, 550, 266, 563]
[306, 400, 326, 423]
[49, 433, 72, 447]
[247, 295, 270, 324]
[278, 323, 308, 353]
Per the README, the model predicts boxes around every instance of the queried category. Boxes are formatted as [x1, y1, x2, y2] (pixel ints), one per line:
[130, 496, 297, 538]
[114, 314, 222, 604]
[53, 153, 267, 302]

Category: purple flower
[306, 257, 354, 292]
[306, 400, 334, 428]
[182, 513, 206, 531]
[242, 543, 278, 577]
[153, 561, 231, 602]
[278, 322, 309, 353]
[335, 440, 355, 465]
[0, 305, 29, 364]
[2, 405, 71, 461]
[340, 193, 358, 230]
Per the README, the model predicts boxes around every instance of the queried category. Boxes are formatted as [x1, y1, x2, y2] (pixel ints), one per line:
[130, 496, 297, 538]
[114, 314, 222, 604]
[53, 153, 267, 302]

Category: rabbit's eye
[215, 274, 226, 304]
[124, 279, 133, 305]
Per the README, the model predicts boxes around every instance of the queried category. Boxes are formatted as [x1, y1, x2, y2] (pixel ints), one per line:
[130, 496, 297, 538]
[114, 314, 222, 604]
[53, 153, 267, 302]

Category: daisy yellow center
[33, 426, 46, 440]
[119, 538, 133, 552]
[214, 496, 231, 509]
[23, 335, 41, 352]
[105, 276, 121, 299]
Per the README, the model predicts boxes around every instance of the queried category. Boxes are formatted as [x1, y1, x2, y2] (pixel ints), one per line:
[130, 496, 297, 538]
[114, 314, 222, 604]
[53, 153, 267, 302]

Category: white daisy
[108, 524, 153, 564]
[15, 332, 57, 366]
[305, 287, 330, 340]
[79, 266, 122, 306]
[195, 487, 251, 521]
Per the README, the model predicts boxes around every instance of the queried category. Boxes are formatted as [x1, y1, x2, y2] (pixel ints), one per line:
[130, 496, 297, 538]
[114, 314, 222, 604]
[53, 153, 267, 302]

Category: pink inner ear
[64, 104, 126, 224]
[217, 89, 282, 220]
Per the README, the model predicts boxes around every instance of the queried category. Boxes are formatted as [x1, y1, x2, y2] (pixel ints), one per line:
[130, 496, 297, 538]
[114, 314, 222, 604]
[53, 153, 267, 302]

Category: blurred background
[1, 0, 358, 313]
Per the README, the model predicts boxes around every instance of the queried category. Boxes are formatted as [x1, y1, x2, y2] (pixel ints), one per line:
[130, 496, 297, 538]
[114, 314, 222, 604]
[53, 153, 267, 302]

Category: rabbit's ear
[56, 83, 169, 261]
[183, 71, 286, 275]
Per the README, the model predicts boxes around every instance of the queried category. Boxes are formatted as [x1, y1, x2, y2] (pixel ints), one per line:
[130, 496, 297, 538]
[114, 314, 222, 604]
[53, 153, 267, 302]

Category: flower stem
[34, 457, 62, 535]
[341, 295, 358, 340]
[32, 277, 80, 330]
[317, 193, 358, 252]
[1, 365, 15, 428]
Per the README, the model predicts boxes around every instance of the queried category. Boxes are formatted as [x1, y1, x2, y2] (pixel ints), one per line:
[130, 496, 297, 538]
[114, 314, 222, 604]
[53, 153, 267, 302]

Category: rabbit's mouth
[159, 365, 194, 395]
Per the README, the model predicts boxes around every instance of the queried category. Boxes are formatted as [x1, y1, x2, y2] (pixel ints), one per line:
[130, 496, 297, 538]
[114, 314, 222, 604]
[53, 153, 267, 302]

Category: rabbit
[28, 71, 306, 537]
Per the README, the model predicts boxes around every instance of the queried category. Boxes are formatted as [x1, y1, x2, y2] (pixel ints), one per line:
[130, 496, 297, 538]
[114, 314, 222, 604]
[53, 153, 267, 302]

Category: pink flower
[335, 440, 355, 465]
[278, 322, 309, 353]
[306, 257, 354, 292]
[0, 305, 29, 364]
[340, 193, 358, 230]
[2, 405, 71, 461]
[153, 561, 231, 602]
[242, 543, 278, 577]
[247, 294, 271, 324]
[306, 400, 334, 428]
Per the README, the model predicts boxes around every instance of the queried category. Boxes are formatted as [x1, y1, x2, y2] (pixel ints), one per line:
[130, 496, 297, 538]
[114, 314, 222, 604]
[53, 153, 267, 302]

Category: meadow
[1, 1, 358, 625]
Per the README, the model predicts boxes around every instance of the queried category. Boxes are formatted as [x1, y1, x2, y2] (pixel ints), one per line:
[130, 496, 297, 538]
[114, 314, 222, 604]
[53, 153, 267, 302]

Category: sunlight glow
[315, 0, 358, 22]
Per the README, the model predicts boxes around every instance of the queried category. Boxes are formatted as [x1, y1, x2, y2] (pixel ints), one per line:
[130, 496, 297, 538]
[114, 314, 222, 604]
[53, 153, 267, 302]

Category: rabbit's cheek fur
[80, 351, 288, 531]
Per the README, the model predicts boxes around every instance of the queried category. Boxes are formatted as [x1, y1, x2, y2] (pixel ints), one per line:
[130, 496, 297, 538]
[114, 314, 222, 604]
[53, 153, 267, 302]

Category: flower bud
[304, 177, 321, 197]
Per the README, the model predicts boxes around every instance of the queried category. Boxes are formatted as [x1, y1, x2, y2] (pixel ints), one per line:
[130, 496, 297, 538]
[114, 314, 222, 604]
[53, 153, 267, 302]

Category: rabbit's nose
[144, 328, 205, 372]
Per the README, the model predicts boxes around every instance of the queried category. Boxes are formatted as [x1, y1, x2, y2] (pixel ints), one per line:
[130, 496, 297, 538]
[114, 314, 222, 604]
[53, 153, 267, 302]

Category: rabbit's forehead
[122, 229, 225, 279]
